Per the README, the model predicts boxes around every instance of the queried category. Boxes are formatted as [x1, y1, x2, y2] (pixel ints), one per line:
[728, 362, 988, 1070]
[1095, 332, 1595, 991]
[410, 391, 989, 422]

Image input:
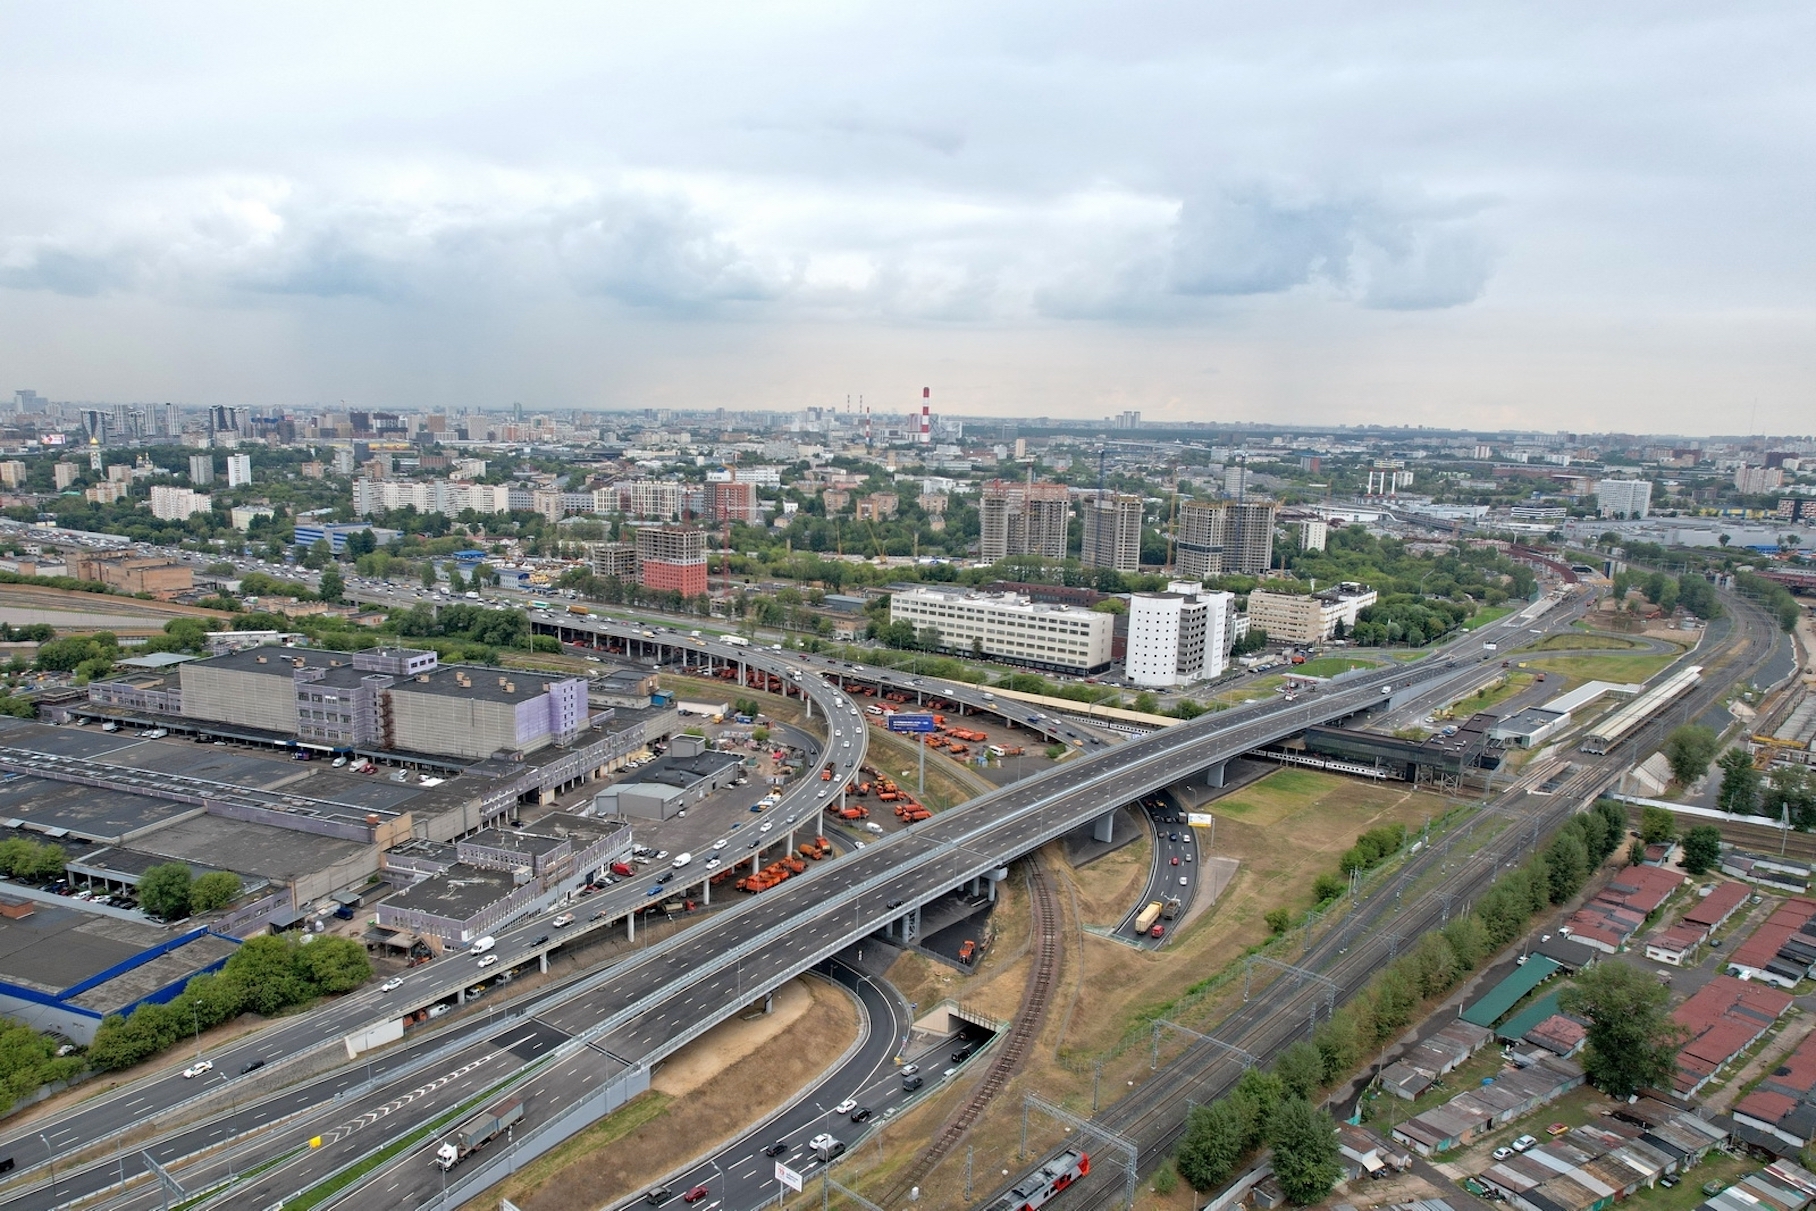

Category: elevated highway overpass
[276, 655, 1475, 1209]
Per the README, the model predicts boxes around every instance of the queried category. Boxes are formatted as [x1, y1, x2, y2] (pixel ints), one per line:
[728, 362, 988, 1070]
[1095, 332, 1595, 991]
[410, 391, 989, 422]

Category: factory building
[177, 646, 588, 759]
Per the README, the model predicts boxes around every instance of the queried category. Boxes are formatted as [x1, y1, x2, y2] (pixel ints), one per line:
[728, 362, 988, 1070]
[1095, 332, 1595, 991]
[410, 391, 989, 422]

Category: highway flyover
[0, 631, 866, 1209]
[128, 654, 1472, 1211]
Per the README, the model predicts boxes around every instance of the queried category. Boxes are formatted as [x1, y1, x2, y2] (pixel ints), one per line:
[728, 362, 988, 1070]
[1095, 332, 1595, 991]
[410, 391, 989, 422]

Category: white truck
[672, 852, 693, 869]
[723, 635, 750, 647]
[435, 1098, 522, 1170]
[470, 936, 496, 954]
[809, 1133, 846, 1162]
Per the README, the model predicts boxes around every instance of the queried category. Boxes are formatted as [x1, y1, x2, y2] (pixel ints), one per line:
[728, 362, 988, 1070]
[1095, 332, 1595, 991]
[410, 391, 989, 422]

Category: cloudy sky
[1, 3, 1811, 433]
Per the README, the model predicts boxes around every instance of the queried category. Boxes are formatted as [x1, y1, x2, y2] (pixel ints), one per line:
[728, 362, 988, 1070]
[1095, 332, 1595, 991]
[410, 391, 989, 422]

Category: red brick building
[635, 525, 708, 597]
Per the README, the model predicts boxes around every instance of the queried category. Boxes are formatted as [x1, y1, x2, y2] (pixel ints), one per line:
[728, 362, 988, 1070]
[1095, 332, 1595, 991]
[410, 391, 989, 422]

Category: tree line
[1175, 800, 1630, 1202]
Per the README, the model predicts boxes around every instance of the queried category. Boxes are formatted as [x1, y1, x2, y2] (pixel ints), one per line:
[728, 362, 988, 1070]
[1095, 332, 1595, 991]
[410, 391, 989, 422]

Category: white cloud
[0, 2, 1811, 429]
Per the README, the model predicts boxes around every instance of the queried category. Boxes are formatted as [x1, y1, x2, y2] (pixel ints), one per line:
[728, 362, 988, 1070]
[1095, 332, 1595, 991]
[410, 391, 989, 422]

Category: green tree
[221, 936, 312, 1015]
[1175, 1099, 1250, 1192]
[1663, 725, 1719, 786]
[1266, 1096, 1342, 1205]
[1558, 960, 1687, 1097]
[1132, 692, 1159, 715]
[1639, 804, 1677, 845]
[1716, 748, 1761, 816]
[295, 936, 372, 994]
[421, 561, 439, 590]
[1680, 825, 1722, 875]
[1264, 907, 1292, 934]
[1273, 1040, 1324, 1101]
[317, 564, 345, 603]
[1544, 830, 1589, 903]
[138, 863, 192, 919]
[188, 871, 243, 912]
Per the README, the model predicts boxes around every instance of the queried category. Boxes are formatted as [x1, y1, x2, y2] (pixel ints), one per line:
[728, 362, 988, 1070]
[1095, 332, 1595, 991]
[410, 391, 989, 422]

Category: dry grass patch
[855, 771, 1463, 1211]
[1068, 828, 1153, 926]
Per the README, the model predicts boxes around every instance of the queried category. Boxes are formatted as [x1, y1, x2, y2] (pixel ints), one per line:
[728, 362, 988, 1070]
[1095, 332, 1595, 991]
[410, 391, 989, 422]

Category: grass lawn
[1393, 650, 1430, 662]
[1523, 651, 1681, 684]
[1447, 672, 1534, 715]
[1294, 655, 1380, 677]
[1527, 632, 1646, 651]
[1463, 606, 1515, 631]
[1208, 674, 1286, 707]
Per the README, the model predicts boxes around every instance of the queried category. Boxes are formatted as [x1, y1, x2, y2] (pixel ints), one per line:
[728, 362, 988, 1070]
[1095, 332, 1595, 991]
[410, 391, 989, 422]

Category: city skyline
[2, 3, 1812, 432]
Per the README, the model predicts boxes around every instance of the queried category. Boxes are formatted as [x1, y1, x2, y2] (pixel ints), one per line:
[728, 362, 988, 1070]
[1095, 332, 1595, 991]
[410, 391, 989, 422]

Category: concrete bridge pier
[1202, 760, 1227, 788]
[986, 866, 1009, 903]
[539, 950, 548, 974]
[1092, 811, 1116, 843]
[626, 912, 635, 943]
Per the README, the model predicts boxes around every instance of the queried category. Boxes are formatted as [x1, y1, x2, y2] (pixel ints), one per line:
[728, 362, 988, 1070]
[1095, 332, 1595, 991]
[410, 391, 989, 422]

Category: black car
[886, 898, 904, 909]
[239, 1058, 265, 1074]
[952, 1043, 976, 1062]
[656, 872, 674, 885]
[902, 1075, 924, 1092]
[531, 934, 550, 946]
[645, 1188, 673, 1205]
[763, 1141, 789, 1157]
[850, 1106, 874, 1123]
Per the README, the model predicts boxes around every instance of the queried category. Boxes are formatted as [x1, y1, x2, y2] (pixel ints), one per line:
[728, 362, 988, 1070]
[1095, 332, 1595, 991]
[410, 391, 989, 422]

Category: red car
[684, 1187, 710, 1204]
[1170, 856, 1180, 866]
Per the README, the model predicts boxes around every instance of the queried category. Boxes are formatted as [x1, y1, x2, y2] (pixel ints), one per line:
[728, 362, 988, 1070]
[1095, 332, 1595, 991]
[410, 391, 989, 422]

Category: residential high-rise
[704, 480, 760, 524]
[1176, 500, 1278, 577]
[226, 453, 253, 487]
[189, 454, 214, 485]
[1079, 491, 1144, 574]
[978, 480, 1070, 562]
[634, 525, 708, 597]
[1594, 478, 1652, 520]
[149, 484, 212, 521]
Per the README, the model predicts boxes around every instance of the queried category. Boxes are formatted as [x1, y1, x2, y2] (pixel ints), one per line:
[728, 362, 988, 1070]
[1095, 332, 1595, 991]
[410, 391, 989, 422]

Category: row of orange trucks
[861, 710, 1025, 763]
[829, 765, 931, 822]
[713, 835, 835, 894]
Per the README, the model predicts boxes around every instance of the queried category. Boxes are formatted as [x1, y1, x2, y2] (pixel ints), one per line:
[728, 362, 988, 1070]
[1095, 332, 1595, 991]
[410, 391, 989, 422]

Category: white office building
[888, 587, 1114, 675]
[1595, 478, 1653, 519]
[226, 453, 253, 488]
[1126, 583, 1232, 688]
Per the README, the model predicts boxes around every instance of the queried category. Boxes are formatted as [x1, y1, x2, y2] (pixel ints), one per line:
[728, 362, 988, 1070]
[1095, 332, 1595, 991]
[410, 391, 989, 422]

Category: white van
[471, 936, 496, 954]
[672, 853, 693, 869]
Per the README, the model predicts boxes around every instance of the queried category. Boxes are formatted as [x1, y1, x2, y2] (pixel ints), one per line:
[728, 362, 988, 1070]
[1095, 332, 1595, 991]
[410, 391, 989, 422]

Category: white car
[760, 821, 773, 832]
[704, 858, 721, 870]
[834, 1098, 858, 1115]
[712, 839, 728, 851]
[183, 1060, 214, 1078]
[380, 977, 404, 992]
[477, 954, 499, 968]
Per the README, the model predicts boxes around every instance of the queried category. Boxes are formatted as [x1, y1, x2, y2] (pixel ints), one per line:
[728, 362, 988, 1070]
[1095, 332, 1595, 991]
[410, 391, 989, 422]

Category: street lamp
[40, 1132, 56, 1205]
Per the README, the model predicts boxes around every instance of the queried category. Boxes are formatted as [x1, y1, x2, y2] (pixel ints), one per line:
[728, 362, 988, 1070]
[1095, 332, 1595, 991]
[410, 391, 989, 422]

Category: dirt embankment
[468, 975, 859, 1211]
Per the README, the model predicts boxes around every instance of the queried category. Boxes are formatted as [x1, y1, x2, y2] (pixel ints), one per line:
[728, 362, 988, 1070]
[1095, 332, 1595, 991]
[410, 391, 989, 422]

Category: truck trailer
[435, 1097, 523, 1170]
[1133, 901, 1164, 935]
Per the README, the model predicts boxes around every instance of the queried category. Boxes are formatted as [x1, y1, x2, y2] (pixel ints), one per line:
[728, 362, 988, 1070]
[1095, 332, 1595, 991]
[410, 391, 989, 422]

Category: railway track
[887, 856, 1065, 1203]
[960, 591, 1780, 1211]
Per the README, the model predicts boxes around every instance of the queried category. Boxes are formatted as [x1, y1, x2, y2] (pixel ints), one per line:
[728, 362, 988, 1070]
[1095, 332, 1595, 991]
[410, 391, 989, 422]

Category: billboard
[775, 1162, 803, 1192]
[1187, 812, 1215, 829]
[887, 713, 937, 734]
